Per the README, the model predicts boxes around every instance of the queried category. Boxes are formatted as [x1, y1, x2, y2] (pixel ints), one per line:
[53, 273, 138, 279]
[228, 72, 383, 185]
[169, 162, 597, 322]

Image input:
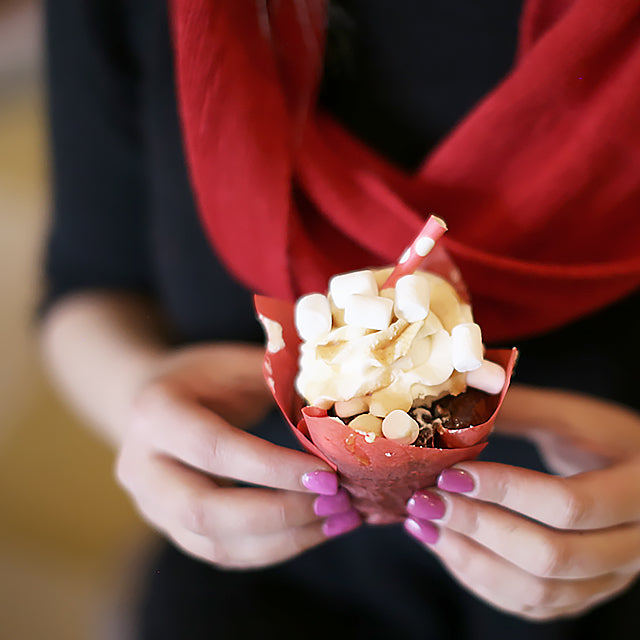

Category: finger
[229, 509, 361, 569]
[496, 386, 640, 459]
[173, 514, 360, 570]
[412, 489, 640, 579]
[528, 428, 610, 476]
[224, 520, 341, 569]
[128, 454, 323, 538]
[133, 385, 337, 492]
[313, 489, 354, 517]
[405, 521, 635, 619]
[437, 458, 640, 530]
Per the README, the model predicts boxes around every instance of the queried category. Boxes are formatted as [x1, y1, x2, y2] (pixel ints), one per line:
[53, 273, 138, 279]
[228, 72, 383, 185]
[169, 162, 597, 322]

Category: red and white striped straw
[382, 215, 448, 289]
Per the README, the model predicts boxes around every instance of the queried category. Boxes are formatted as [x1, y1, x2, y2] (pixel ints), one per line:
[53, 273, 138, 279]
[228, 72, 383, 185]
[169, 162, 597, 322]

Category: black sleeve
[42, 0, 152, 311]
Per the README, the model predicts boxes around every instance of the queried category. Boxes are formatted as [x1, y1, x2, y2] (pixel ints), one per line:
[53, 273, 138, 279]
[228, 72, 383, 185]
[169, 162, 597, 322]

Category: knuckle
[275, 494, 305, 530]
[277, 501, 292, 530]
[526, 579, 558, 609]
[532, 536, 569, 577]
[491, 473, 510, 505]
[201, 432, 222, 473]
[553, 479, 589, 529]
[178, 492, 208, 535]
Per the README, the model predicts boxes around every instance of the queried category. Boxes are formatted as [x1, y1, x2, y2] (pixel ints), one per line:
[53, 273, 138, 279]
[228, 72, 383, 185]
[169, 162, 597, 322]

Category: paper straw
[382, 215, 448, 289]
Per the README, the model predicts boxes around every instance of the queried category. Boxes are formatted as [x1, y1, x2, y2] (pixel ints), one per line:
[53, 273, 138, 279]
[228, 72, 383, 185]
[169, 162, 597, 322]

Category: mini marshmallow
[395, 274, 430, 322]
[368, 387, 412, 417]
[451, 322, 483, 372]
[344, 294, 393, 331]
[295, 293, 332, 341]
[466, 359, 506, 395]
[350, 413, 383, 437]
[382, 410, 419, 445]
[335, 396, 369, 418]
[329, 270, 378, 309]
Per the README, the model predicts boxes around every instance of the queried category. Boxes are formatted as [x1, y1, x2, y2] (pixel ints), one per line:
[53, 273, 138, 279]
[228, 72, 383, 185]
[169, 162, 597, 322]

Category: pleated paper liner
[254, 292, 517, 524]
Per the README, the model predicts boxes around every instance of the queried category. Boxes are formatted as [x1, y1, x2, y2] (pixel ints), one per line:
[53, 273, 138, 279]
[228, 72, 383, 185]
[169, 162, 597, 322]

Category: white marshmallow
[344, 294, 393, 331]
[382, 410, 419, 445]
[395, 274, 430, 322]
[295, 293, 332, 341]
[334, 397, 369, 418]
[451, 323, 483, 372]
[466, 359, 506, 395]
[329, 270, 378, 309]
[350, 413, 383, 437]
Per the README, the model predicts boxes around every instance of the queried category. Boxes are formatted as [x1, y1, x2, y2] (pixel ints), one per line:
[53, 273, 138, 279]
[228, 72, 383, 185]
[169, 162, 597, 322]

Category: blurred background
[0, 1, 150, 637]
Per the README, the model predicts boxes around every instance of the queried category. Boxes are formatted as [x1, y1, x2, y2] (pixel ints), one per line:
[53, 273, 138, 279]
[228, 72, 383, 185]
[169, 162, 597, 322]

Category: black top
[44, 2, 639, 639]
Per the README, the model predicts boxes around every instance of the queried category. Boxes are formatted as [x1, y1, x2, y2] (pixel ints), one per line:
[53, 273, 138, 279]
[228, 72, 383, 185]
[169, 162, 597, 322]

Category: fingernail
[404, 518, 439, 545]
[322, 509, 361, 538]
[302, 470, 339, 495]
[314, 488, 351, 517]
[407, 490, 446, 520]
[437, 468, 475, 493]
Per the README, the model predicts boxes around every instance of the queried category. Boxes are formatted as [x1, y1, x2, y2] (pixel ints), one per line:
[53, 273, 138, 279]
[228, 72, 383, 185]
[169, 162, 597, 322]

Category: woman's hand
[404, 385, 640, 620]
[116, 342, 360, 569]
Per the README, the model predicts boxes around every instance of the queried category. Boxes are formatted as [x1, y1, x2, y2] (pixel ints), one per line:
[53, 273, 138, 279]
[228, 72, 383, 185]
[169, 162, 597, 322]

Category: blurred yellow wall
[0, 3, 151, 638]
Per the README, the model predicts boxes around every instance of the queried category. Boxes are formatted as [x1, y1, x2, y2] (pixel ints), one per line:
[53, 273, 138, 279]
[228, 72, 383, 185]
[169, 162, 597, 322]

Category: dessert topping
[394, 273, 431, 322]
[381, 410, 420, 445]
[294, 293, 332, 341]
[329, 269, 378, 309]
[344, 293, 394, 330]
[451, 322, 484, 372]
[466, 359, 507, 395]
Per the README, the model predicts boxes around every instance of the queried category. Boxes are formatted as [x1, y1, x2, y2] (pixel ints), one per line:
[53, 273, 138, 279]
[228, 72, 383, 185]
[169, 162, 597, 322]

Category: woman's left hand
[404, 385, 640, 621]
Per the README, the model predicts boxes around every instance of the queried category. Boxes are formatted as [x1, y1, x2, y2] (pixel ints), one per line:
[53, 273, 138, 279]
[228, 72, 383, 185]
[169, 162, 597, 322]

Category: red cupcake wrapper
[255, 292, 517, 523]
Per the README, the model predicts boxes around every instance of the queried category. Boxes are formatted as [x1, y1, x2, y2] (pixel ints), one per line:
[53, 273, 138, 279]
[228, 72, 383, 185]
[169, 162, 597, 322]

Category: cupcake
[255, 217, 517, 523]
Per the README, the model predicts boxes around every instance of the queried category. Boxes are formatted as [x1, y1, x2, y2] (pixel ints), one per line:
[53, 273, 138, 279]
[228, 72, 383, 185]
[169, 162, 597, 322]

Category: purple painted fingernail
[404, 518, 440, 545]
[302, 470, 339, 495]
[314, 488, 351, 517]
[407, 490, 446, 520]
[437, 468, 475, 493]
[322, 509, 361, 538]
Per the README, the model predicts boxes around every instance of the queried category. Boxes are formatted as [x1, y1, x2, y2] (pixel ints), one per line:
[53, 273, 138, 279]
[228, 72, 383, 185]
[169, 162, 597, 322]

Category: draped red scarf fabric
[170, 0, 640, 342]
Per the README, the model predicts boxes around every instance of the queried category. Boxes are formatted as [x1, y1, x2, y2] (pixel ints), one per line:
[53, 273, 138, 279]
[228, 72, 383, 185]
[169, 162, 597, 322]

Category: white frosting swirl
[295, 268, 475, 414]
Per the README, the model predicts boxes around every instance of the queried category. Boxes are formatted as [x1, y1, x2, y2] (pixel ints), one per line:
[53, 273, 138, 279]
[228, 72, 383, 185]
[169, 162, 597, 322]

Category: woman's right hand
[115, 343, 360, 569]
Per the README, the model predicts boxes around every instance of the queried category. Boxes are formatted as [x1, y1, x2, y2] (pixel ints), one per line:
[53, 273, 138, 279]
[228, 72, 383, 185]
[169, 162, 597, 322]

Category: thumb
[495, 384, 640, 462]
[526, 428, 611, 476]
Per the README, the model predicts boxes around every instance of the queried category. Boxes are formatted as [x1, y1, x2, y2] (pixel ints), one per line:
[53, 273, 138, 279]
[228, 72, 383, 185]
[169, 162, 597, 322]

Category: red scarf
[171, 0, 640, 342]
